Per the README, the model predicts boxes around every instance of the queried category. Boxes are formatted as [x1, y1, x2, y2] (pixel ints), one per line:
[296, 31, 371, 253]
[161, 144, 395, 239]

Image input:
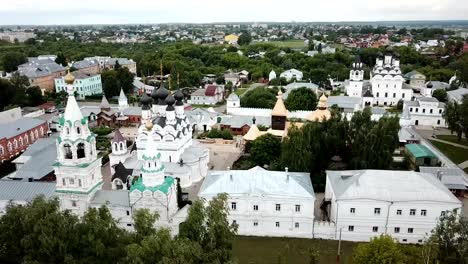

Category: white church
[346, 52, 413, 107]
[53, 72, 188, 232]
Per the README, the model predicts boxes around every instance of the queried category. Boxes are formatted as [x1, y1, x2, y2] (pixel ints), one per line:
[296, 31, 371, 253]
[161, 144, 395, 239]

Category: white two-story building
[401, 97, 446, 127]
[324, 170, 462, 244]
[199, 166, 315, 238]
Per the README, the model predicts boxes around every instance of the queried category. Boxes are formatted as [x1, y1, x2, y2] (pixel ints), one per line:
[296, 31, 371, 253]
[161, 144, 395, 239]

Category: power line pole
[336, 227, 342, 263]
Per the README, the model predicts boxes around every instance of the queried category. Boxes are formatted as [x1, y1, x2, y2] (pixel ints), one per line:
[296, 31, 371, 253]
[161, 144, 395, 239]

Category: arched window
[13, 140, 17, 149]
[7, 142, 12, 151]
[35, 130, 38, 138]
[40, 127, 44, 136]
[77, 143, 85, 159]
[76, 127, 81, 134]
[78, 179, 82, 187]
[25, 135, 28, 144]
[66, 127, 70, 135]
[113, 143, 118, 152]
[30, 131, 34, 141]
[119, 142, 124, 151]
[64, 144, 72, 159]
[19, 137, 23, 146]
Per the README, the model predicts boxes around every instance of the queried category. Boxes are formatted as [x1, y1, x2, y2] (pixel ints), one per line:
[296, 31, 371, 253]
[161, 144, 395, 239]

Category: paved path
[459, 160, 468, 169]
[430, 138, 468, 150]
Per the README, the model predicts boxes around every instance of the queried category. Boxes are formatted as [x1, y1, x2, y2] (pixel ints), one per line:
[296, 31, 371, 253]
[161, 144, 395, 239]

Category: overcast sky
[1, 0, 467, 25]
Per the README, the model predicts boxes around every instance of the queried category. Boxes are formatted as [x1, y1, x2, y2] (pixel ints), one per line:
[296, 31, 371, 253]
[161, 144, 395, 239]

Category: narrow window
[374, 208, 381, 215]
[348, 225, 354, 232]
[350, 208, 355, 214]
[408, 228, 414, 233]
[253, 205, 258, 211]
[396, 210, 402, 215]
[410, 209, 416, 216]
[394, 227, 400, 233]
[372, 226, 379, 232]
[295, 222, 299, 228]
[276, 204, 281, 211]
[231, 202, 237, 210]
[253, 221, 258, 226]
[295, 205, 301, 212]
[275, 222, 280, 227]
[421, 210, 427, 216]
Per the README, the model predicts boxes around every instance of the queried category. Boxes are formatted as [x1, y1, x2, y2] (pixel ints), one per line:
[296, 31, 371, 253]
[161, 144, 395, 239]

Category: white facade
[199, 167, 315, 238]
[53, 77, 102, 216]
[324, 170, 462, 243]
[55, 73, 102, 100]
[403, 97, 446, 127]
[269, 70, 277, 81]
[280, 69, 303, 81]
[371, 55, 413, 106]
[188, 85, 224, 105]
[347, 60, 365, 97]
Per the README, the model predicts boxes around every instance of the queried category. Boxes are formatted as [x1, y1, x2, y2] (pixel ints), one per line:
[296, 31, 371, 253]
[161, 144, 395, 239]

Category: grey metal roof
[419, 167, 468, 190]
[72, 59, 98, 69]
[328, 96, 361, 110]
[180, 145, 209, 163]
[90, 190, 130, 207]
[0, 117, 46, 139]
[326, 170, 461, 204]
[13, 137, 57, 180]
[447, 88, 468, 103]
[0, 181, 56, 201]
[220, 115, 270, 128]
[190, 89, 206, 96]
[199, 166, 314, 199]
[418, 97, 439, 102]
[17, 58, 66, 78]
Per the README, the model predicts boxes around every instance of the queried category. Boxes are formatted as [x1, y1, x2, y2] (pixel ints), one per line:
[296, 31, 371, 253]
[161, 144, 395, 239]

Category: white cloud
[0, 0, 467, 24]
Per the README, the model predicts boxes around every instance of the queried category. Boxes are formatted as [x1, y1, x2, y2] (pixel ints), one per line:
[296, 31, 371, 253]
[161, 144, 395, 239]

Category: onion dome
[140, 93, 152, 110]
[64, 71, 75, 85]
[145, 120, 153, 131]
[151, 86, 160, 101]
[426, 82, 433, 89]
[174, 90, 184, 106]
[165, 93, 175, 111]
[157, 82, 169, 105]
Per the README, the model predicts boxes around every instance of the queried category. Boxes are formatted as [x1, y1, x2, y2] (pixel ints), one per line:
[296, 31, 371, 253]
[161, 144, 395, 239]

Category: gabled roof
[199, 166, 314, 199]
[100, 96, 111, 109]
[272, 91, 288, 117]
[0, 181, 56, 201]
[326, 170, 460, 204]
[112, 129, 125, 143]
[205, 85, 219, 96]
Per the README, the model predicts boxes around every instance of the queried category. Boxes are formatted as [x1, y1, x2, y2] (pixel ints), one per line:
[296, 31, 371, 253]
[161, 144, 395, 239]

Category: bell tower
[54, 71, 103, 216]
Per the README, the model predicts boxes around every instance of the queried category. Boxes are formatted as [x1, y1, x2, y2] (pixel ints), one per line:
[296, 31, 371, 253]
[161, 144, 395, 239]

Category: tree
[238, 32, 252, 46]
[179, 193, 238, 263]
[55, 53, 67, 67]
[241, 87, 278, 108]
[432, 89, 448, 102]
[10, 72, 30, 106]
[285, 87, 317, 111]
[101, 69, 120, 97]
[443, 95, 468, 141]
[430, 210, 468, 263]
[0, 78, 16, 110]
[117, 67, 135, 94]
[132, 209, 158, 239]
[249, 134, 281, 167]
[26, 86, 45, 106]
[353, 235, 404, 264]
[1, 52, 27, 72]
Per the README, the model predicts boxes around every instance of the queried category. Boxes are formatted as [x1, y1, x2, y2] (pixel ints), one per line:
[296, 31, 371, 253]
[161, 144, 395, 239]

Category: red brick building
[0, 117, 48, 162]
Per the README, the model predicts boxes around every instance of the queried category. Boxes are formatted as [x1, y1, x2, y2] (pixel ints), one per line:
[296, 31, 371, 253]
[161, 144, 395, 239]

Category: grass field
[436, 135, 468, 147]
[232, 236, 358, 264]
[235, 88, 247, 96]
[430, 140, 468, 164]
[270, 40, 306, 49]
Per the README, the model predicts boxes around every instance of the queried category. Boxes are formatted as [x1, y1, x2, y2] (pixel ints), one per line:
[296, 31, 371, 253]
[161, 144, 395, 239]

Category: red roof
[205, 85, 218, 96]
[37, 102, 55, 110]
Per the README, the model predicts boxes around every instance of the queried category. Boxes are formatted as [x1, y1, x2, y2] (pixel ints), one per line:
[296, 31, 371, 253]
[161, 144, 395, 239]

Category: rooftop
[326, 170, 460, 204]
[0, 117, 46, 139]
[405, 143, 437, 158]
[0, 181, 56, 201]
[199, 166, 314, 199]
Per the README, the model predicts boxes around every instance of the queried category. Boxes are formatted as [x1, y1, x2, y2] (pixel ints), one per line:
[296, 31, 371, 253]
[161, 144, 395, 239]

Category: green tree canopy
[353, 235, 404, 264]
[237, 32, 252, 46]
[444, 95, 468, 141]
[432, 88, 448, 102]
[241, 87, 278, 108]
[285, 87, 318, 111]
[1, 52, 27, 72]
[249, 134, 282, 167]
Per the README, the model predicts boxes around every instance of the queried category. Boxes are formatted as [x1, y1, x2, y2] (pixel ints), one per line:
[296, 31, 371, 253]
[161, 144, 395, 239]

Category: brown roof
[112, 129, 125, 143]
[205, 85, 218, 96]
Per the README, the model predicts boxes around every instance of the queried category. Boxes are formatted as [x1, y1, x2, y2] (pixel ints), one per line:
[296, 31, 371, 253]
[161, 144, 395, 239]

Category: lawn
[436, 134, 468, 147]
[430, 140, 468, 164]
[235, 88, 247, 96]
[232, 236, 358, 264]
[270, 40, 306, 49]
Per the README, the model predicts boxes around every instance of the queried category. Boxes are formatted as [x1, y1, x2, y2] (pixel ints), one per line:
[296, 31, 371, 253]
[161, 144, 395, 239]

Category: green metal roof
[405, 144, 437, 158]
[130, 176, 175, 194]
